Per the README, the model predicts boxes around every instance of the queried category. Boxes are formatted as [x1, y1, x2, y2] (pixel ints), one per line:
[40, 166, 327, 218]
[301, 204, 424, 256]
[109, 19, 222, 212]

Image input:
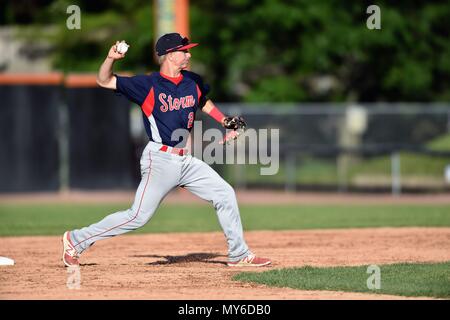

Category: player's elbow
[96, 77, 105, 87]
[96, 76, 116, 90]
[96, 77, 108, 88]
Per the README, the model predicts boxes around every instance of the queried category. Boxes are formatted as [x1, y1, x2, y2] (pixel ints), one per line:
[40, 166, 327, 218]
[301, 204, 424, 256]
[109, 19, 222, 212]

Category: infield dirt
[1, 227, 449, 299]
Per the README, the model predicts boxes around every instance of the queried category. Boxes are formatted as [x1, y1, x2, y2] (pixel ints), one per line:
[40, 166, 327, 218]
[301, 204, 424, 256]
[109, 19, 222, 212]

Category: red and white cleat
[227, 254, 271, 267]
[62, 231, 79, 267]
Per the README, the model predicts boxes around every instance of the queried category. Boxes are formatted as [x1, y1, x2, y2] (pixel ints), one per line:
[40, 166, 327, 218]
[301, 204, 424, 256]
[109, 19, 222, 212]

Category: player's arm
[193, 72, 244, 128]
[202, 99, 247, 144]
[96, 41, 126, 90]
[202, 100, 245, 129]
[201, 99, 227, 126]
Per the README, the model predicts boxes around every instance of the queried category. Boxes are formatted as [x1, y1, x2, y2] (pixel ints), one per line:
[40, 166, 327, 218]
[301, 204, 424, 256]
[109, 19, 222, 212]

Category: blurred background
[1, 0, 449, 194]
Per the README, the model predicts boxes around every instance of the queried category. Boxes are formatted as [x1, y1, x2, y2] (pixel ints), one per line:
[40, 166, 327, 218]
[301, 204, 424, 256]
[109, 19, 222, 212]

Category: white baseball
[117, 41, 129, 54]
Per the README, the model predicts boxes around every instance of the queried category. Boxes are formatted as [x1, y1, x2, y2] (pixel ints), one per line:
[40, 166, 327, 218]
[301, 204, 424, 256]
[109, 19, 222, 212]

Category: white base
[0, 256, 15, 266]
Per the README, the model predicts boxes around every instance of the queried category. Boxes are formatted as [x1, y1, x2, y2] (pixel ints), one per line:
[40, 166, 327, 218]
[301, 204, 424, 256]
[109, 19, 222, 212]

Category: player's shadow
[131, 252, 228, 266]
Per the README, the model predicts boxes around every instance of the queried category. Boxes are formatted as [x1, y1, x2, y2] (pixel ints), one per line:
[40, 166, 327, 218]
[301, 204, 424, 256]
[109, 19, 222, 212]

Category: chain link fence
[188, 103, 450, 194]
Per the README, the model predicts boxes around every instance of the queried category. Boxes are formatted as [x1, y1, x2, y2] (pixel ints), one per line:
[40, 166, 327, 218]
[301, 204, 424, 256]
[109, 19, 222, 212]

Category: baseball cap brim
[177, 43, 199, 51]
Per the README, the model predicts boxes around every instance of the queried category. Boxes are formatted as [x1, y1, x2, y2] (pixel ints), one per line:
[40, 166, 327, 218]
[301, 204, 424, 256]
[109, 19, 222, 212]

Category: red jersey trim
[142, 87, 155, 117]
[196, 84, 202, 100]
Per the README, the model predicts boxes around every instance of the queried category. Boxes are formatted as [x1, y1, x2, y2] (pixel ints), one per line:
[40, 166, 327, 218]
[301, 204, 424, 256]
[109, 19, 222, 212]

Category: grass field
[233, 261, 450, 298]
[1, 201, 449, 299]
[0, 203, 449, 236]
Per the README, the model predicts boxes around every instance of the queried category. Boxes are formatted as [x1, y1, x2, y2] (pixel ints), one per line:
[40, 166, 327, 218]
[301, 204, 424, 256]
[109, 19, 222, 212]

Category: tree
[190, 0, 450, 102]
[8, 0, 450, 102]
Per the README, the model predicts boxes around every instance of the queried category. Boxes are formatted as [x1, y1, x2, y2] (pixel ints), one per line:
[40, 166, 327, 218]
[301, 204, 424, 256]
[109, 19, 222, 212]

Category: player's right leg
[179, 156, 271, 267]
[62, 143, 180, 266]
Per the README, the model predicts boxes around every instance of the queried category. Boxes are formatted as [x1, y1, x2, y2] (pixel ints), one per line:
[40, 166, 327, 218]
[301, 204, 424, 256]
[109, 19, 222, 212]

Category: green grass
[348, 133, 450, 179]
[349, 152, 449, 177]
[428, 133, 450, 151]
[0, 203, 449, 236]
[226, 158, 339, 185]
[221, 153, 449, 187]
[233, 261, 450, 298]
[223, 133, 450, 186]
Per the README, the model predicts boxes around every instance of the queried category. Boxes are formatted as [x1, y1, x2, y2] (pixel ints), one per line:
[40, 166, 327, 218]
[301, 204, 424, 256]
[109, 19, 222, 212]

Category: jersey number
[187, 112, 194, 129]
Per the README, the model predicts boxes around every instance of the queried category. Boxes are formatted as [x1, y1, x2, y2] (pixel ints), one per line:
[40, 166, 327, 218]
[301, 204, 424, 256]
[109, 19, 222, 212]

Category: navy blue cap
[155, 33, 199, 56]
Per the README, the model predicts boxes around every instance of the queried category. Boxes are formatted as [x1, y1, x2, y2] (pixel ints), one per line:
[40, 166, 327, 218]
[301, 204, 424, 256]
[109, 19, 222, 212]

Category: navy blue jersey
[115, 71, 209, 147]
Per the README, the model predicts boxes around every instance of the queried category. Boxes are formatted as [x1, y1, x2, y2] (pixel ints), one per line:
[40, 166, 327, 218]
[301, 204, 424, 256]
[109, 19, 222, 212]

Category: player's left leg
[179, 155, 251, 262]
[67, 144, 180, 256]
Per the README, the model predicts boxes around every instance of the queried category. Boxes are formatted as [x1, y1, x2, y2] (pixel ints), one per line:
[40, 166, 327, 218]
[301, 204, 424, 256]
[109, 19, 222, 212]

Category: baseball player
[62, 33, 271, 268]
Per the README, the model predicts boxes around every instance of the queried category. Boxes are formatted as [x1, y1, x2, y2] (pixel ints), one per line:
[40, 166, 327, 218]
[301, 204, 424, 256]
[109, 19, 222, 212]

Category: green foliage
[243, 76, 307, 102]
[190, 0, 450, 102]
[5, 0, 450, 102]
[233, 262, 450, 298]
[14, 0, 157, 73]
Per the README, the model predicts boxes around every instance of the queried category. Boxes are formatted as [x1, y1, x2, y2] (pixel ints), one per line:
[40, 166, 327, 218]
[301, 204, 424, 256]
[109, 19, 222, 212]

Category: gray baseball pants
[69, 141, 251, 262]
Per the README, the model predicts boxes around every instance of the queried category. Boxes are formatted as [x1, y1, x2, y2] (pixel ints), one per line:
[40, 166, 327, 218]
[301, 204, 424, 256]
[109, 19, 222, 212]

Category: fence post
[337, 153, 349, 192]
[285, 153, 296, 192]
[58, 101, 70, 192]
[391, 152, 401, 195]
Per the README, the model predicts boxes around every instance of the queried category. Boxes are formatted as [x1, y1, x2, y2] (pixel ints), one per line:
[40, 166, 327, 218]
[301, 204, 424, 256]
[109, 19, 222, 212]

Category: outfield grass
[0, 203, 449, 236]
[233, 261, 450, 298]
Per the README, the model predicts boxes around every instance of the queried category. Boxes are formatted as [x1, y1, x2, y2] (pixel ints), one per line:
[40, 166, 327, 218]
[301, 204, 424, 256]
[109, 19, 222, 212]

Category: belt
[159, 145, 187, 156]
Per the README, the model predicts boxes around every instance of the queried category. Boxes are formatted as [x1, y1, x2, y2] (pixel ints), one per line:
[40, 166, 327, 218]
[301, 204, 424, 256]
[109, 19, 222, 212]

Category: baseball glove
[223, 116, 247, 130]
[220, 116, 247, 145]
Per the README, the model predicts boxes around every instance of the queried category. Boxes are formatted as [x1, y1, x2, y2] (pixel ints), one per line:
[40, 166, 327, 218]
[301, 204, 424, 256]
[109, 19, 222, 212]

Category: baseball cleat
[62, 231, 79, 267]
[227, 254, 271, 267]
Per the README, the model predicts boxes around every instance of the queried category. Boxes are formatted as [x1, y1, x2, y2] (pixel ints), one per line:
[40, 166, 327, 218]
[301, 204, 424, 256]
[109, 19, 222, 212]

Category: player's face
[170, 50, 191, 69]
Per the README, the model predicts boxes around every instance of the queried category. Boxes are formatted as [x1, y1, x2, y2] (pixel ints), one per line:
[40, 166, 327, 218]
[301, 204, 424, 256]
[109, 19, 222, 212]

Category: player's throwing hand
[108, 41, 128, 60]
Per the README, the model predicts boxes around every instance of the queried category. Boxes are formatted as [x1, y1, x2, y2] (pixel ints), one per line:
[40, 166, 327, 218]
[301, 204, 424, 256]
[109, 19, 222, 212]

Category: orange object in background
[65, 74, 98, 88]
[0, 73, 63, 85]
[175, 0, 189, 38]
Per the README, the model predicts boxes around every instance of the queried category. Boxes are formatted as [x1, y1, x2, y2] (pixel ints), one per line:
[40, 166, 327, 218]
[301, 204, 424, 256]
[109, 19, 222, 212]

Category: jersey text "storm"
[159, 93, 195, 112]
